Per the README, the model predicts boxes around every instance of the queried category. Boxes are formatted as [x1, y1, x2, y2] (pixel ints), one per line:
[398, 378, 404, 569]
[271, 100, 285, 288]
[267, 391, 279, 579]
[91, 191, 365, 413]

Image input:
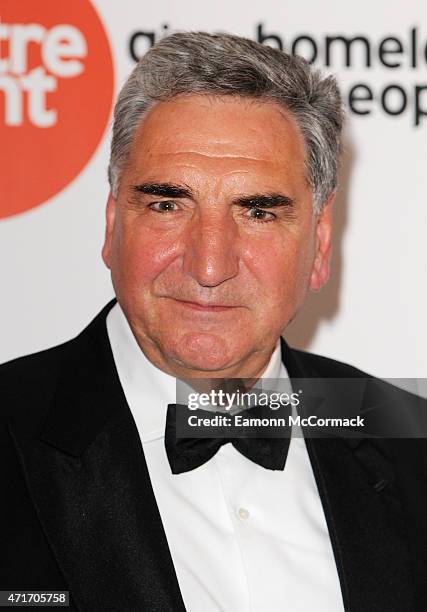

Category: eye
[247, 207, 276, 223]
[149, 200, 178, 213]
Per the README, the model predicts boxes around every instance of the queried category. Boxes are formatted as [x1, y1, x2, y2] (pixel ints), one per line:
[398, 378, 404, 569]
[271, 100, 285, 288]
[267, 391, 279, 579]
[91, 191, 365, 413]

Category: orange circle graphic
[0, 0, 114, 219]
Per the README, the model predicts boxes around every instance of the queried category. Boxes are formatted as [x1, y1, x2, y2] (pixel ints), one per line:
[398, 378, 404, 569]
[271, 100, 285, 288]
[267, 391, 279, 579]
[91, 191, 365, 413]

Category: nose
[183, 210, 240, 287]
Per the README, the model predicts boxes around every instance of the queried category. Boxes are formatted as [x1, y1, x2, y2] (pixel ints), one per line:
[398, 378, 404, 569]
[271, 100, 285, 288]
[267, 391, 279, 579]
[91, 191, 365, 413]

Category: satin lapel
[12, 303, 186, 612]
[388, 439, 427, 611]
[281, 338, 415, 612]
[305, 436, 414, 612]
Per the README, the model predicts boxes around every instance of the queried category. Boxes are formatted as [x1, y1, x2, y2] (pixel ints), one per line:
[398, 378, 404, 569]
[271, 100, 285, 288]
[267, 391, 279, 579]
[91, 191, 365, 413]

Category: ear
[309, 191, 335, 292]
[101, 192, 117, 269]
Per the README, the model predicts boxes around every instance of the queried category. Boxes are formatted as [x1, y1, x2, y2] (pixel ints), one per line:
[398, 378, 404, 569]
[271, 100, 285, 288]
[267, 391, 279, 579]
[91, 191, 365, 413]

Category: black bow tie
[165, 403, 291, 474]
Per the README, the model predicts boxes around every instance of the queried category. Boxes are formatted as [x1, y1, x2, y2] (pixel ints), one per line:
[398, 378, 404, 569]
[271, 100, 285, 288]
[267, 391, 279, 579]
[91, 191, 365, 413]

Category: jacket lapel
[12, 302, 186, 612]
[281, 338, 416, 612]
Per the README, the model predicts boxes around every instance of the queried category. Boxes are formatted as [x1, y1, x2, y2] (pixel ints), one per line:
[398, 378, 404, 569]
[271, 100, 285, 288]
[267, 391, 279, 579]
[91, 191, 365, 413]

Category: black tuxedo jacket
[1, 300, 427, 611]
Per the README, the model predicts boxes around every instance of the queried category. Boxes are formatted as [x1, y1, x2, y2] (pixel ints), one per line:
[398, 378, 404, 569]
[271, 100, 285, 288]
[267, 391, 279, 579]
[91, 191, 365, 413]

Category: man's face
[102, 95, 333, 378]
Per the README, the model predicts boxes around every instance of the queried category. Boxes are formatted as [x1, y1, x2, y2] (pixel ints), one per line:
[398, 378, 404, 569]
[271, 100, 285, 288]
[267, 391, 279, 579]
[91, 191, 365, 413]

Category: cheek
[111, 221, 179, 290]
[244, 231, 315, 310]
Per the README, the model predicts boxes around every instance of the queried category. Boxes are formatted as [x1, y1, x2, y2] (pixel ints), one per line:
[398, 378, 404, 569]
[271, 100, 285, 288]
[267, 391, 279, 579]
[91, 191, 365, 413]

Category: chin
[164, 331, 243, 374]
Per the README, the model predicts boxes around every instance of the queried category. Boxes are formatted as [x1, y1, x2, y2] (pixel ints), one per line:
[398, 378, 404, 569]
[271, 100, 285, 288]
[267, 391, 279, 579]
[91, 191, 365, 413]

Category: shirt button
[237, 507, 250, 520]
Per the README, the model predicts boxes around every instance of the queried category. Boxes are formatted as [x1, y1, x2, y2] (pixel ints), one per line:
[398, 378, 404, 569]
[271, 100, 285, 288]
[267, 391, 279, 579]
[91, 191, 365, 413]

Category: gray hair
[108, 31, 344, 213]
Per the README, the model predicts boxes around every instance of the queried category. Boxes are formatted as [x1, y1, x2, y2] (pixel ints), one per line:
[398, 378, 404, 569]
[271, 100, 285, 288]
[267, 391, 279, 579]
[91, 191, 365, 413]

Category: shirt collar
[106, 302, 288, 442]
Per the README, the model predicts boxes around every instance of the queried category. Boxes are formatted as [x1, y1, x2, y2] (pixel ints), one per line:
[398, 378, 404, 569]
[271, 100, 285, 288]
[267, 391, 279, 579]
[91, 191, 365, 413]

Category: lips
[173, 298, 237, 312]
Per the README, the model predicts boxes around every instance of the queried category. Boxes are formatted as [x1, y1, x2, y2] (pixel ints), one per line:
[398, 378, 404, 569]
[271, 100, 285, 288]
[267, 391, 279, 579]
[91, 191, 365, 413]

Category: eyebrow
[132, 182, 295, 208]
[132, 182, 193, 198]
[232, 194, 295, 208]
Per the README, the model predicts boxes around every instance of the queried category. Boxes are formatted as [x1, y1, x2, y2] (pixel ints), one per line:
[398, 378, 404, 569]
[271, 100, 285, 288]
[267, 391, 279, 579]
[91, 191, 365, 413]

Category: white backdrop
[1, 0, 426, 378]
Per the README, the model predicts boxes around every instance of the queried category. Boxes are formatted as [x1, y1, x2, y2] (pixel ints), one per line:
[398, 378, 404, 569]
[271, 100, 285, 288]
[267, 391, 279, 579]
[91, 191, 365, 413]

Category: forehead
[125, 95, 308, 182]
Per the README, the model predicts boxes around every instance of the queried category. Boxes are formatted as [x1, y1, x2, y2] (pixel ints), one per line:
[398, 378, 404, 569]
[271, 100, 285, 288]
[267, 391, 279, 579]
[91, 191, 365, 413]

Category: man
[1, 32, 426, 612]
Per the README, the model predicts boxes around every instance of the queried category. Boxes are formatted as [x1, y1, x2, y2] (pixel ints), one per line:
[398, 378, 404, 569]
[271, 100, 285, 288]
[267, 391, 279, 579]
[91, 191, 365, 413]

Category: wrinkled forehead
[121, 94, 310, 195]
[129, 94, 307, 165]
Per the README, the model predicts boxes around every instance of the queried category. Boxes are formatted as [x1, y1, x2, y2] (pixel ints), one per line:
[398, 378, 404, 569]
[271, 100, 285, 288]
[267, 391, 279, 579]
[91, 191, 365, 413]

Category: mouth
[171, 298, 238, 312]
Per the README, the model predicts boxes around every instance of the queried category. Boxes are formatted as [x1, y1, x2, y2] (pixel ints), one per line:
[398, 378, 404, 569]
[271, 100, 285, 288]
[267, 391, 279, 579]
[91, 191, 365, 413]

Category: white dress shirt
[107, 303, 344, 612]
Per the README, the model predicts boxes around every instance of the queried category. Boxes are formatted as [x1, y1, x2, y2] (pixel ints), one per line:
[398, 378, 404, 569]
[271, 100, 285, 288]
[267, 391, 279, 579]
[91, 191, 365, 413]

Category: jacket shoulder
[0, 340, 74, 426]
[0, 301, 115, 415]
[291, 347, 371, 378]
[0, 301, 115, 436]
